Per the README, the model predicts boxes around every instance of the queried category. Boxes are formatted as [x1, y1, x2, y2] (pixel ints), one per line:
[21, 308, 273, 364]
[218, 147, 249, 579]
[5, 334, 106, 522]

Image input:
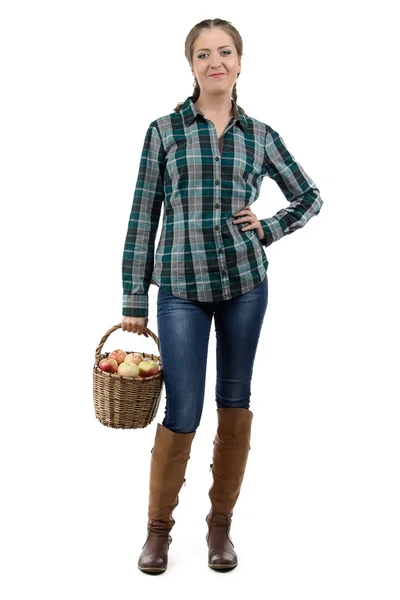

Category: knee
[162, 416, 200, 434]
[165, 425, 197, 434]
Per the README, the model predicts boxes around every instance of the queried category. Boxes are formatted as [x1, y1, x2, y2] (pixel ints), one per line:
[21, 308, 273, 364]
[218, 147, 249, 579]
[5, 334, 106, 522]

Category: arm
[259, 126, 323, 247]
[121, 123, 165, 317]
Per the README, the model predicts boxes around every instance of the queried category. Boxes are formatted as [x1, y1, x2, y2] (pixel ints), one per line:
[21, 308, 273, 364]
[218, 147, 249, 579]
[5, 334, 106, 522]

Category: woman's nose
[210, 55, 222, 67]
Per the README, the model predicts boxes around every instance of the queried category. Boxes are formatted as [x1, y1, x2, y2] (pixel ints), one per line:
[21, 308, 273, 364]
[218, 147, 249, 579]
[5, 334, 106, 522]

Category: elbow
[305, 187, 323, 217]
[313, 192, 324, 216]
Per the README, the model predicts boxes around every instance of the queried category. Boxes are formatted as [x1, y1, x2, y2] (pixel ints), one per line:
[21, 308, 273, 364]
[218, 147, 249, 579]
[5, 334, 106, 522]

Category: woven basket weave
[93, 323, 164, 429]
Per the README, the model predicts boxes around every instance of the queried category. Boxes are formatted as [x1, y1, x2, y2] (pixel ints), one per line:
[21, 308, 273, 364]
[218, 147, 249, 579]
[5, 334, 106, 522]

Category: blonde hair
[173, 18, 248, 116]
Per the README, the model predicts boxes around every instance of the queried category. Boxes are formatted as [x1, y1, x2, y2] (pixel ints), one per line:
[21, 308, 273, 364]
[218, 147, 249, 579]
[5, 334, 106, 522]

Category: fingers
[234, 215, 256, 226]
[234, 207, 255, 222]
[121, 317, 149, 337]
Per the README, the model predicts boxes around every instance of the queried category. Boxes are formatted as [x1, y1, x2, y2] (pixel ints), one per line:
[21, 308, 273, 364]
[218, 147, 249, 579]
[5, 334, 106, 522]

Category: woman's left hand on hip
[232, 206, 264, 241]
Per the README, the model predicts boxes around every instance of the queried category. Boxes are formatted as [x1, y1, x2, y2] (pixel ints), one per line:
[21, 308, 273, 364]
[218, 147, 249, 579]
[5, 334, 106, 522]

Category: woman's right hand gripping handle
[121, 316, 149, 337]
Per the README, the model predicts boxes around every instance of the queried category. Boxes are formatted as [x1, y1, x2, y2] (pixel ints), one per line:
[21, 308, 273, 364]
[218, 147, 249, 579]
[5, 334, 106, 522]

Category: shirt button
[215, 180, 220, 185]
[215, 203, 220, 208]
[215, 156, 219, 161]
[215, 225, 220, 231]
[218, 248, 223, 254]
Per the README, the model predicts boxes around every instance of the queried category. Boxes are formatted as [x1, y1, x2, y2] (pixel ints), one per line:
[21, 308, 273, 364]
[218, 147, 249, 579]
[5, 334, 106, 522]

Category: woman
[121, 18, 323, 574]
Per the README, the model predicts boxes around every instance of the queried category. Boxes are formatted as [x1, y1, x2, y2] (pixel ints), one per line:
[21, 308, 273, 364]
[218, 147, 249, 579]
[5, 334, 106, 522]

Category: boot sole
[138, 564, 167, 574]
[208, 562, 237, 571]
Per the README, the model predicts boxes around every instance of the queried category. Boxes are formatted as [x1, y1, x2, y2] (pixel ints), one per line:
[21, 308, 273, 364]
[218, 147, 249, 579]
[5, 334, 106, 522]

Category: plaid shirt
[122, 95, 323, 317]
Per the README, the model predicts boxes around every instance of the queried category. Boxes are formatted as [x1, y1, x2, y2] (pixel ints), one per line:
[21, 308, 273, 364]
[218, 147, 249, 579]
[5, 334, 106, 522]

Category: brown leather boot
[138, 423, 196, 574]
[206, 407, 253, 571]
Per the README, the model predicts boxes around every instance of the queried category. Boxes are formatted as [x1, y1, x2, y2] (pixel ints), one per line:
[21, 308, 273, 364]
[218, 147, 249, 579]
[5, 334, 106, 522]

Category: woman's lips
[209, 73, 225, 78]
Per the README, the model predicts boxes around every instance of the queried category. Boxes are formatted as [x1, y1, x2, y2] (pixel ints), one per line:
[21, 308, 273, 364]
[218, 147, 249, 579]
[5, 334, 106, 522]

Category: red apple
[118, 362, 139, 378]
[108, 349, 126, 365]
[125, 352, 144, 366]
[98, 358, 118, 374]
[138, 360, 160, 378]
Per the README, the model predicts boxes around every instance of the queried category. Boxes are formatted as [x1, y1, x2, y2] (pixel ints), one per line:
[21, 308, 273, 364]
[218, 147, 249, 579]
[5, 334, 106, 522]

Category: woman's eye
[198, 50, 231, 59]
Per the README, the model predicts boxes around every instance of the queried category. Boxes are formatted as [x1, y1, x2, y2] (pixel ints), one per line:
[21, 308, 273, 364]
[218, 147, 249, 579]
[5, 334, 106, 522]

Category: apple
[98, 358, 118, 374]
[108, 349, 126, 365]
[138, 360, 160, 378]
[118, 362, 139, 378]
[125, 352, 144, 366]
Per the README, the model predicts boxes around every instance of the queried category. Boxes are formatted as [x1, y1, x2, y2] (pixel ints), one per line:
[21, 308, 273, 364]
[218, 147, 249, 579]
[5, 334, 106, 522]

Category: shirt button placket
[214, 151, 228, 290]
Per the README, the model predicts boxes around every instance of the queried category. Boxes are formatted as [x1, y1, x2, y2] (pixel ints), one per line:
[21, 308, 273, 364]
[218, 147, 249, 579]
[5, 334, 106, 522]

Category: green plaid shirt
[122, 95, 323, 317]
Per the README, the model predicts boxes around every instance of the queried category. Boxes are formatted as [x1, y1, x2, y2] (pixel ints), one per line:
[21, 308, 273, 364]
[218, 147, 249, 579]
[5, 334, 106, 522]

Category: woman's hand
[121, 315, 149, 337]
[232, 206, 265, 242]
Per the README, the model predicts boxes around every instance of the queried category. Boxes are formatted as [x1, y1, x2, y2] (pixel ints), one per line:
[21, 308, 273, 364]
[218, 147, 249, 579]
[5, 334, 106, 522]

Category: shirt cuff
[122, 293, 149, 317]
[259, 218, 282, 247]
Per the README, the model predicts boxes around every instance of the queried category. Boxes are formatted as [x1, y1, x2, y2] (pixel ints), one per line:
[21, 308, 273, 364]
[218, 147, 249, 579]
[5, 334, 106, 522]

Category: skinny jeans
[156, 274, 268, 433]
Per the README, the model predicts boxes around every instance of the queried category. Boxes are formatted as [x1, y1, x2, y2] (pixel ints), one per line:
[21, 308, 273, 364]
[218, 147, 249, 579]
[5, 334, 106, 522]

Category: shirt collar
[180, 95, 248, 133]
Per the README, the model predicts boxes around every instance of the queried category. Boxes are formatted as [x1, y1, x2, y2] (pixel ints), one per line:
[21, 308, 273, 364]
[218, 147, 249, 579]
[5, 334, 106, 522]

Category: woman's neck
[194, 94, 234, 118]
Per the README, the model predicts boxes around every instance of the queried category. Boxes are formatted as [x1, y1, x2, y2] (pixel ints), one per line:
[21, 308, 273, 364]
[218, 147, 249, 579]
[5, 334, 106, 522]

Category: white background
[1, 0, 399, 598]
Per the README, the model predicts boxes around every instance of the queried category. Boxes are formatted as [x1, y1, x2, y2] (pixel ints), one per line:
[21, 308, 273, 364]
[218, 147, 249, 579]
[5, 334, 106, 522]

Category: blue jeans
[156, 274, 268, 433]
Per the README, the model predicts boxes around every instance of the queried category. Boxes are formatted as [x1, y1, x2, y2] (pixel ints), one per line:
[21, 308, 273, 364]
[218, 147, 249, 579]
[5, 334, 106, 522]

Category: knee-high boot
[206, 407, 253, 571]
[138, 423, 196, 574]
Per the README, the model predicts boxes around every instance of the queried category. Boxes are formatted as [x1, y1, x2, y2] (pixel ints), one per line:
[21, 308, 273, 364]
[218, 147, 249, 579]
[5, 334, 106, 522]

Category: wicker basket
[93, 323, 164, 429]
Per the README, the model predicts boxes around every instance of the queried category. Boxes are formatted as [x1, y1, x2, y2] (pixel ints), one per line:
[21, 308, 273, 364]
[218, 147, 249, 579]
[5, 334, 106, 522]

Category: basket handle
[94, 323, 160, 364]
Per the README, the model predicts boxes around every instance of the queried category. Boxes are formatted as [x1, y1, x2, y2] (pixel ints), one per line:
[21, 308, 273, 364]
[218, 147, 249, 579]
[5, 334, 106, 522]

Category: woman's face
[190, 29, 241, 98]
